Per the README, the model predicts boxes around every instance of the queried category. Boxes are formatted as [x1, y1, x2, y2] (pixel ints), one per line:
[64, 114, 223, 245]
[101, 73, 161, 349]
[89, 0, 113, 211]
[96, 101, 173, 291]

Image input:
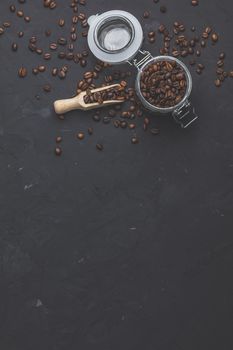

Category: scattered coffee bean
[150, 128, 160, 135]
[215, 79, 221, 87]
[96, 143, 103, 151]
[55, 147, 62, 156]
[88, 127, 93, 135]
[211, 33, 219, 43]
[160, 6, 167, 13]
[43, 84, 51, 92]
[12, 43, 18, 51]
[131, 136, 139, 144]
[77, 132, 85, 140]
[56, 136, 62, 143]
[191, 0, 199, 6]
[18, 66, 27, 78]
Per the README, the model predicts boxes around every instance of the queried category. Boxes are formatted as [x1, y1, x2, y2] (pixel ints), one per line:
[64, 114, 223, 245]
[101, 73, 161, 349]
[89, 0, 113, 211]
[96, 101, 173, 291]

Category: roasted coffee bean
[103, 116, 111, 124]
[18, 66, 27, 78]
[158, 24, 166, 33]
[131, 136, 139, 144]
[217, 60, 224, 67]
[3, 22, 11, 28]
[10, 5, 16, 12]
[93, 114, 101, 122]
[80, 59, 87, 67]
[149, 37, 156, 44]
[58, 18, 65, 27]
[0, 27, 4, 35]
[120, 121, 128, 129]
[128, 123, 136, 129]
[143, 11, 150, 19]
[150, 128, 160, 135]
[211, 33, 219, 43]
[24, 16, 31, 23]
[50, 43, 58, 50]
[228, 71, 233, 78]
[96, 143, 103, 151]
[197, 63, 205, 70]
[52, 67, 58, 76]
[32, 68, 39, 75]
[160, 6, 167, 13]
[17, 10, 24, 17]
[43, 84, 51, 92]
[113, 120, 120, 128]
[50, 1, 57, 9]
[77, 132, 85, 140]
[88, 127, 93, 135]
[148, 31, 156, 38]
[196, 50, 201, 56]
[58, 51, 66, 59]
[55, 147, 62, 156]
[219, 52, 225, 60]
[58, 37, 67, 45]
[58, 70, 66, 79]
[36, 48, 43, 55]
[196, 68, 202, 74]
[189, 59, 196, 66]
[18, 31, 24, 37]
[44, 53, 51, 60]
[30, 36, 37, 44]
[38, 65, 46, 72]
[215, 79, 221, 87]
[56, 136, 62, 143]
[191, 0, 199, 6]
[45, 29, 51, 36]
[12, 43, 18, 51]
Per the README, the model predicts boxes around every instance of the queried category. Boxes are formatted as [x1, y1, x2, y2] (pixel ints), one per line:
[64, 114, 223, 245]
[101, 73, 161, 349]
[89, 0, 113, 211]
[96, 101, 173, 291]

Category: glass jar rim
[135, 56, 193, 113]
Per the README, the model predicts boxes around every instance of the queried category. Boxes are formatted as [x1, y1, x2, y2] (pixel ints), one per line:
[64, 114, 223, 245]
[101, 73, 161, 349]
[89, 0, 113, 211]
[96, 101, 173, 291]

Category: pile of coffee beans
[83, 84, 126, 105]
[140, 60, 187, 108]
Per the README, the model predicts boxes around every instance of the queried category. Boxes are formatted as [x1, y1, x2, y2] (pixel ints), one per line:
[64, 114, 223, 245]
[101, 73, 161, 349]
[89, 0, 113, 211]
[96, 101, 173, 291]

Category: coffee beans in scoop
[140, 60, 187, 108]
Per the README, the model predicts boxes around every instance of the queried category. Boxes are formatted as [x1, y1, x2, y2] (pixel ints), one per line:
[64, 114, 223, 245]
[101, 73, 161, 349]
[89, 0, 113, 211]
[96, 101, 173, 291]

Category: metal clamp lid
[172, 100, 198, 128]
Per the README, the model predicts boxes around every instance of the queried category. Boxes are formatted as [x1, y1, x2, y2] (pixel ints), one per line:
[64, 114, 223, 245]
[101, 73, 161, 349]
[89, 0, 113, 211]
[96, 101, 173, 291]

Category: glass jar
[88, 10, 198, 128]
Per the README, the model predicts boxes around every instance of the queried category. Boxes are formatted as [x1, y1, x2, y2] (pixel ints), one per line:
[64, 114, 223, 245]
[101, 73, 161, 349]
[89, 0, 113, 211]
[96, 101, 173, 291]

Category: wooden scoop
[54, 84, 124, 115]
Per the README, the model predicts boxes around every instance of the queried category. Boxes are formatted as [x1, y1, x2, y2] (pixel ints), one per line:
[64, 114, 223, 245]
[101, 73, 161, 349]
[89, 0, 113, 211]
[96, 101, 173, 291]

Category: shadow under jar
[88, 10, 198, 128]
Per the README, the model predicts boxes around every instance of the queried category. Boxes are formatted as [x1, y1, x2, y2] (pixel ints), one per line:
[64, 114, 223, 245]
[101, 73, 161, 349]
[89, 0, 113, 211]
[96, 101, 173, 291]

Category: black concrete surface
[0, 1, 233, 349]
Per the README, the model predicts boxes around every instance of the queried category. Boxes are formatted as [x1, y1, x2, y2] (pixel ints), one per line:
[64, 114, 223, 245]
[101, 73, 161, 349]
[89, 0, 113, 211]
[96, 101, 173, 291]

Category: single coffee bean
[43, 84, 51, 92]
[93, 114, 101, 122]
[211, 33, 219, 43]
[96, 143, 103, 151]
[58, 70, 66, 79]
[219, 52, 225, 60]
[58, 18, 65, 27]
[0, 27, 5, 35]
[88, 127, 93, 135]
[191, 0, 199, 6]
[77, 132, 85, 140]
[24, 16, 31, 23]
[55, 147, 62, 156]
[38, 65, 46, 72]
[3, 22, 11, 28]
[131, 136, 139, 144]
[215, 79, 221, 87]
[143, 11, 150, 18]
[36, 48, 43, 55]
[18, 66, 27, 78]
[10, 5, 16, 12]
[52, 67, 58, 76]
[12, 43, 18, 51]
[50, 43, 58, 50]
[56, 136, 62, 143]
[150, 128, 160, 135]
[17, 10, 24, 17]
[18, 31, 24, 37]
[160, 6, 167, 13]
[44, 53, 51, 60]
[228, 71, 233, 78]
[32, 68, 39, 75]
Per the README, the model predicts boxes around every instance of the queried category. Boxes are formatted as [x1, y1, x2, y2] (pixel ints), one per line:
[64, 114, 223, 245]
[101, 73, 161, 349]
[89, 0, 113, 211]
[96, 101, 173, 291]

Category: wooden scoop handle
[54, 96, 82, 115]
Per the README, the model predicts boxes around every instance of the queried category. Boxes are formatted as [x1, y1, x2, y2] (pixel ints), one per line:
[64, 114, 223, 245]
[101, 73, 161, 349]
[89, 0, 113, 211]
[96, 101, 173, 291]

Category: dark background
[0, 0, 233, 349]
